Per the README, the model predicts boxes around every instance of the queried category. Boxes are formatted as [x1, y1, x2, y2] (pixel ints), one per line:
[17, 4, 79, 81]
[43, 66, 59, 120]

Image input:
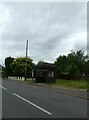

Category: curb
[23, 81, 88, 100]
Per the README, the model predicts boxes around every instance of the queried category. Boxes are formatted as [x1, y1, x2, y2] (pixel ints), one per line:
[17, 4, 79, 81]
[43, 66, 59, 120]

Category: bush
[56, 73, 81, 80]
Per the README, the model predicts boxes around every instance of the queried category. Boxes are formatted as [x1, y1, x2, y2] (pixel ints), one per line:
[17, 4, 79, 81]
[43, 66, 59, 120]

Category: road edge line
[13, 93, 52, 115]
[0, 86, 7, 90]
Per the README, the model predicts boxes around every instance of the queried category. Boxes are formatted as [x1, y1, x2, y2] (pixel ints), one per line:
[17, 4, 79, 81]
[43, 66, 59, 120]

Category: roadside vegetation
[24, 78, 88, 90]
[2, 50, 89, 90]
[54, 79, 88, 90]
[0, 65, 2, 73]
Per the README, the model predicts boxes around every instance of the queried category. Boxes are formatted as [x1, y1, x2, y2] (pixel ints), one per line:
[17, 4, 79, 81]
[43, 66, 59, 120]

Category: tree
[54, 50, 88, 80]
[54, 55, 67, 76]
[65, 63, 79, 80]
[84, 60, 89, 76]
[10, 57, 34, 78]
[37, 61, 45, 65]
[0, 64, 2, 75]
[67, 50, 87, 75]
[4, 57, 14, 77]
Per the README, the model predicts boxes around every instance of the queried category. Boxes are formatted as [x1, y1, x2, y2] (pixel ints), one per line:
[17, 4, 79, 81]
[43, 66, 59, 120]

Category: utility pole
[25, 40, 28, 81]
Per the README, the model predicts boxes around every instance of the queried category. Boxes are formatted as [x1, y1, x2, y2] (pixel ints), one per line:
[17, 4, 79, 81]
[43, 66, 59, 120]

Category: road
[1, 78, 87, 118]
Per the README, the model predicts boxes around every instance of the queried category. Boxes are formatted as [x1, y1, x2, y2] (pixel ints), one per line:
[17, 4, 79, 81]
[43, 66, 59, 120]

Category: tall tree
[10, 57, 34, 78]
[54, 50, 88, 80]
[67, 50, 87, 75]
[0, 64, 2, 75]
[84, 60, 89, 76]
[4, 57, 14, 77]
[55, 55, 67, 73]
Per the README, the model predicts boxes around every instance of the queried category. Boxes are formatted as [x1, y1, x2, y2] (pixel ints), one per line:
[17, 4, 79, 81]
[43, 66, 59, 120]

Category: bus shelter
[34, 63, 55, 83]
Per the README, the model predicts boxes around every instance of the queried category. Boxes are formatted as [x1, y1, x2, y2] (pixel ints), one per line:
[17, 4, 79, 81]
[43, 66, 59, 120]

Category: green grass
[24, 78, 35, 84]
[54, 79, 88, 90]
[24, 78, 88, 90]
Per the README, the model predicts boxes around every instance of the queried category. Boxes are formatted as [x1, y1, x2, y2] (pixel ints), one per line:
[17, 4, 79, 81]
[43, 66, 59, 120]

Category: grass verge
[53, 79, 88, 90]
[25, 78, 88, 90]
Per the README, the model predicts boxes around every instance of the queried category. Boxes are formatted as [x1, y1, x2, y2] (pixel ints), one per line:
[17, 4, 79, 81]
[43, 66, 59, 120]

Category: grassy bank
[25, 78, 88, 90]
[54, 79, 88, 90]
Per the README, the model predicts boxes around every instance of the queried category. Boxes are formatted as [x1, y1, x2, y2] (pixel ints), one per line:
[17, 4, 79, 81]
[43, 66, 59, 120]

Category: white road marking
[0, 85, 7, 90]
[13, 93, 52, 115]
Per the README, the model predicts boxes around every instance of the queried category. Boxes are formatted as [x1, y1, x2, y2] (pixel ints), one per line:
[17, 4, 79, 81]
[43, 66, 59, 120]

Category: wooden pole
[25, 40, 28, 81]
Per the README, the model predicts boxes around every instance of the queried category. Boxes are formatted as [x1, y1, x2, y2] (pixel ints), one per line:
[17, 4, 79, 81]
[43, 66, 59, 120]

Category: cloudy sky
[0, 2, 87, 65]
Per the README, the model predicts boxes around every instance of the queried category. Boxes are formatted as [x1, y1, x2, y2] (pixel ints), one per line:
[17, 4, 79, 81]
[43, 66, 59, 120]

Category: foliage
[54, 50, 88, 80]
[3, 57, 35, 78]
[10, 57, 35, 77]
[2, 50, 89, 80]
[55, 55, 67, 74]
[0, 64, 2, 74]
[4, 57, 14, 77]
[37, 61, 45, 65]
[55, 79, 87, 89]
[84, 60, 89, 75]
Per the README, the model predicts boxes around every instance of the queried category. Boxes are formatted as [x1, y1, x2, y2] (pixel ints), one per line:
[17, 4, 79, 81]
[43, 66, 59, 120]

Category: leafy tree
[37, 61, 45, 65]
[4, 57, 14, 77]
[84, 60, 89, 76]
[55, 55, 67, 74]
[67, 50, 87, 75]
[65, 63, 80, 80]
[10, 57, 34, 78]
[54, 50, 88, 80]
[0, 64, 2, 75]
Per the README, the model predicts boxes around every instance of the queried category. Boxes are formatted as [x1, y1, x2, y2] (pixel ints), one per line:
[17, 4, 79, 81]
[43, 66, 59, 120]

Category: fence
[8, 76, 25, 81]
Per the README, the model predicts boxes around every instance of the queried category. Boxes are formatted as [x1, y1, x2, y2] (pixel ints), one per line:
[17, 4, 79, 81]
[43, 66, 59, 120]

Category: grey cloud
[73, 34, 87, 52]
[0, 2, 87, 64]
[74, 41, 87, 52]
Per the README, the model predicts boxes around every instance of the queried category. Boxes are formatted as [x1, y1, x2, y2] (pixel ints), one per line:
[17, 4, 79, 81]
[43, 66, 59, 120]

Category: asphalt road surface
[1, 78, 87, 118]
